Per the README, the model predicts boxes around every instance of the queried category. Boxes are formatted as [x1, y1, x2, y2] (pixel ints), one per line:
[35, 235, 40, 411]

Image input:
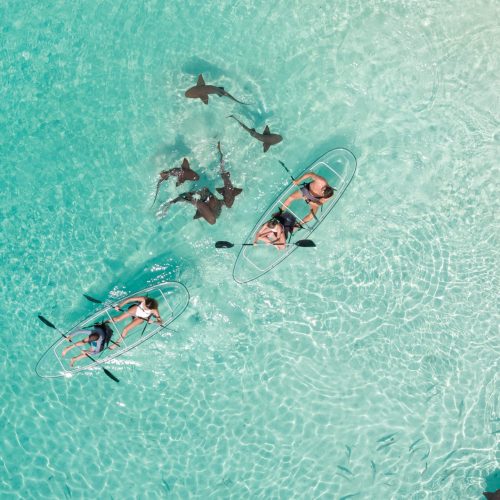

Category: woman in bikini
[281, 172, 334, 223]
[107, 296, 162, 349]
[254, 218, 287, 250]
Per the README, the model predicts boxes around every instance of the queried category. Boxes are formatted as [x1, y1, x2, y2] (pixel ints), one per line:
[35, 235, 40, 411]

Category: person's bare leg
[70, 350, 91, 367]
[108, 306, 137, 324]
[109, 317, 144, 349]
[62, 340, 85, 357]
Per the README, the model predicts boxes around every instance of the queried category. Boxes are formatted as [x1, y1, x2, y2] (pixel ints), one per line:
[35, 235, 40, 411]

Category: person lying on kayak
[107, 296, 162, 349]
[281, 172, 334, 223]
[254, 211, 299, 250]
[62, 323, 113, 367]
[254, 218, 287, 250]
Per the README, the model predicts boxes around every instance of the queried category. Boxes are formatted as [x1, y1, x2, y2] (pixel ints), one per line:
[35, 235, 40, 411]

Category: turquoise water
[0, 0, 498, 497]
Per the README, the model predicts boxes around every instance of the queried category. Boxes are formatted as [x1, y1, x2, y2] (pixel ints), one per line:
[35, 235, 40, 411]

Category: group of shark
[151, 74, 283, 224]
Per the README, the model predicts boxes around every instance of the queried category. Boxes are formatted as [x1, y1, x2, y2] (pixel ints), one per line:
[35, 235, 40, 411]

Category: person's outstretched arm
[293, 172, 326, 185]
[114, 296, 145, 311]
[281, 190, 302, 210]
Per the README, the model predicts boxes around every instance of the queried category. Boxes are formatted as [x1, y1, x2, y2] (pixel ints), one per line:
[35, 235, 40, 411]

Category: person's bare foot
[70, 357, 77, 367]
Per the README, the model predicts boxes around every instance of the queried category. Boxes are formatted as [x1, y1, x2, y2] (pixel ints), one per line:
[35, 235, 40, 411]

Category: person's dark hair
[145, 297, 158, 309]
[88, 333, 99, 342]
[323, 186, 334, 198]
[268, 218, 279, 228]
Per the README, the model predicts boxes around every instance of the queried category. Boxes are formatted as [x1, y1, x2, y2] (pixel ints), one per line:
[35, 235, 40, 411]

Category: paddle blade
[215, 241, 234, 249]
[103, 368, 120, 383]
[296, 239, 316, 248]
[38, 315, 56, 329]
[83, 294, 102, 304]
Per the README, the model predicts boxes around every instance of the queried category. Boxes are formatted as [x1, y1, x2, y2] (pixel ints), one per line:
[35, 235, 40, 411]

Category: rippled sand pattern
[0, 0, 498, 498]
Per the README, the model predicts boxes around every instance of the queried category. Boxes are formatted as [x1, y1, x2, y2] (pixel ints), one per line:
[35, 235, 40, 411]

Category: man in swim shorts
[281, 172, 334, 223]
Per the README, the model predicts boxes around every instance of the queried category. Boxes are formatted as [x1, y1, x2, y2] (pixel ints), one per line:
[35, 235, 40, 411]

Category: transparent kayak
[35, 281, 190, 379]
[232, 148, 357, 284]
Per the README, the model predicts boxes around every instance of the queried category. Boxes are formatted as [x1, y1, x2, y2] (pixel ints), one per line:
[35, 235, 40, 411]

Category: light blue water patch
[0, 0, 498, 498]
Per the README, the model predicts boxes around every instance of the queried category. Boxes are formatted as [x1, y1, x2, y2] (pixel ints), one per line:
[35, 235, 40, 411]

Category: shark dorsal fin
[263, 125, 271, 135]
[197, 74, 205, 86]
[181, 158, 190, 170]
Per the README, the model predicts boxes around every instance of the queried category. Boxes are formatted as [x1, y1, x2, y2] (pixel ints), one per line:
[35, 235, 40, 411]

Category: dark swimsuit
[300, 183, 323, 204]
[272, 211, 297, 240]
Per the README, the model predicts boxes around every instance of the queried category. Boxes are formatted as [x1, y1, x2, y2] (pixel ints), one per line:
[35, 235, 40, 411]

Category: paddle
[140, 314, 153, 338]
[215, 239, 316, 249]
[37, 315, 119, 383]
[278, 160, 295, 182]
[83, 294, 126, 310]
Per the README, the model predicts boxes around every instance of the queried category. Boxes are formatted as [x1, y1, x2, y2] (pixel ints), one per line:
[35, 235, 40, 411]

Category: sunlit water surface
[0, 0, 498, 498]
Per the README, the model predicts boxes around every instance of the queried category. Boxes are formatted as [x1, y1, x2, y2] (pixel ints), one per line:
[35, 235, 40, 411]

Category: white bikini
[134, 302, 153, 319]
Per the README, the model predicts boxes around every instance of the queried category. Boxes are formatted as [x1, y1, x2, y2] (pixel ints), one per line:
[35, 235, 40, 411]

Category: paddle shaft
[279, 160, 295, 182]
[215, 239, 315, 248]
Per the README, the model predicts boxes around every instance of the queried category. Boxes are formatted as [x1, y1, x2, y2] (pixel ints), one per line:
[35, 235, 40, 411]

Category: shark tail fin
[151, 180, 163, 207]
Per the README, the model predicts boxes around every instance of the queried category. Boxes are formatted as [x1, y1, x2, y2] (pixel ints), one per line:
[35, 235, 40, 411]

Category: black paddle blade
[83, 294, 102, 304]
[103, 368, 120, 383]
[215, 241, 234, 249]
[38, 315, 56, 329]
[296, 239, 316, 247]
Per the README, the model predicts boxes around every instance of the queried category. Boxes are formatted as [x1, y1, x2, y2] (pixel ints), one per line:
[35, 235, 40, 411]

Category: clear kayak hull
[35, 281, 190, 378]
[232, 148, 357, 284]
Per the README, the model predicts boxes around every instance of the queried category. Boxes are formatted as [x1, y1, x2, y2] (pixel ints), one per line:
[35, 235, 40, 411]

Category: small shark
[191, 188, 224, 224]
[484, 490, 500, 500]
[151, 158, 200, 206]
[215, 142, 242, 208]
[159, 188, 222, 225]
[228, 115, 282, 153]
[185, 74, 248, 105]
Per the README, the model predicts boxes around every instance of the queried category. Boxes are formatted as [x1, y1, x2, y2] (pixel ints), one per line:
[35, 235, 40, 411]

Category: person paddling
[62, 323, 113, 367]
[281, 172, 334, 223]
[107, 296, 162, 349]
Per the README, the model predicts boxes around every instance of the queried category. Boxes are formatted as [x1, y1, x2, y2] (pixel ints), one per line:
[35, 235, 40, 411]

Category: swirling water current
[0, 1, 498, 498]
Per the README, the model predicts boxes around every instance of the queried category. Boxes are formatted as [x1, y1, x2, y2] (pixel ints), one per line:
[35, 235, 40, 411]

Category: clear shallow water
[0, 0, 498, 498]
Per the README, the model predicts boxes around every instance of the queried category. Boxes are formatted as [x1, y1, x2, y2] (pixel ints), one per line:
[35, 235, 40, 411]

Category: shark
[215, 142, 242, 208]
[185, 74, 248, 105]
[159, 188, 223, 225]
[228, 115, 282, 153]
[151, 158, 199, 207]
